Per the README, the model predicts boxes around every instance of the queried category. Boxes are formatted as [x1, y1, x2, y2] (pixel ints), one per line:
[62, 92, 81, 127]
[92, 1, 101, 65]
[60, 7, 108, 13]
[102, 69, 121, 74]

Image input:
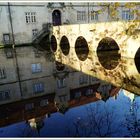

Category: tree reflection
[66, 102, 121, 137]
[124, 98, 140, 137]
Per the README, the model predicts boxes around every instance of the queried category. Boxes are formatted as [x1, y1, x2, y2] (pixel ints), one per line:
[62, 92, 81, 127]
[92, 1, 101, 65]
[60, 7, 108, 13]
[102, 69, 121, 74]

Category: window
[92, 77, 99, 82]
[75, 91, 81, 99]
[57, 78, 66, 88]
[34, 49, 41, 58]
[4, 48, 13, 58]
[0, 91, 10, 101]
[31, 63, 42, 73]
[25, 103, 34, 110]
[0, 68, 6, 79]
[25, 12, 31, 23]
[101, 85, 110, 94]
[25, 12, 36, 23]
[59, 95, 67, 102]
[85, 89, 93, 96]
[32, 29, 38, 37]
[122, 10, 134, 20]
[79, 75, 88, 85]
[77, 11, 86, 21]
[91, 11, 98, 21]
[3, 34, 10, 44]
[40, 99, 49, 107]
[33, 83, 44, 93]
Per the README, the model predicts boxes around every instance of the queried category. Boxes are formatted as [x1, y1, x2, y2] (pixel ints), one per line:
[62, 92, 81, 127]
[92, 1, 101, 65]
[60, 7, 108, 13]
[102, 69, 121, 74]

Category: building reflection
[0, 74, 120, 127]
[1, 46, 140, 128]
[0, 47, 140, 126]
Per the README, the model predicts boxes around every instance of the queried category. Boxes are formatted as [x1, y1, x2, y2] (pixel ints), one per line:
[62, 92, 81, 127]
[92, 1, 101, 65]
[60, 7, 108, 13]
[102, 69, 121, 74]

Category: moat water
[1, 51, 140, 137]
[0, 89, 139, 137]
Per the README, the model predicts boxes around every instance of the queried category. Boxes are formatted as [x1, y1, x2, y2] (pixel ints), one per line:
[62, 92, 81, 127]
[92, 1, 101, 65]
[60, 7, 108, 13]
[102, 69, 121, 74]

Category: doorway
[52, 10, 61, 26]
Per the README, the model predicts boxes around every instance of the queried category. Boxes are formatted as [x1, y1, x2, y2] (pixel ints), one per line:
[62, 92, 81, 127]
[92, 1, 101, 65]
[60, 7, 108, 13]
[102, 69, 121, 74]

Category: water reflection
[0, 88, 139, 137]
[27, 117, 45, 136]
[1, 46, 140, 137]
[0, 76, 119, 128]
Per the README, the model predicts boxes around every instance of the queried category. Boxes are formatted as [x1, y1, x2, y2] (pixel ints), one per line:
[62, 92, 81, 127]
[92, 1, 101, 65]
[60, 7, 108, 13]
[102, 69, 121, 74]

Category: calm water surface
[0, 89, 139, 137]
[1, 51, 140, 137]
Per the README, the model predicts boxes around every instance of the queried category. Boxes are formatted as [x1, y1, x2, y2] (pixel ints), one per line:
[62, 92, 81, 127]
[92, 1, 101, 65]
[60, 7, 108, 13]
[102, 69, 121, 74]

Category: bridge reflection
[53, 49, 140, 95]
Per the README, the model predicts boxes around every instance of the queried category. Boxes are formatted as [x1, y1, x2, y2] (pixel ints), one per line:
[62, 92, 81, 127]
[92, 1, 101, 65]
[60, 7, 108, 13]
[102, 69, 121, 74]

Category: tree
[98, 2, 140, 21]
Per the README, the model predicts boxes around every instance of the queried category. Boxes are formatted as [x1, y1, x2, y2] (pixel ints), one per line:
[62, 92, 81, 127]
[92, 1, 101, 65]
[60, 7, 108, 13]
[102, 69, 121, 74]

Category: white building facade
[0, 2, 139, 46]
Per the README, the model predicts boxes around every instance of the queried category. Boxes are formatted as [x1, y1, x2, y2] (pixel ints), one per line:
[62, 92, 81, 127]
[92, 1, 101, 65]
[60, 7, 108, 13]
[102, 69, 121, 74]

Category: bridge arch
[97, 37, 120, 51]
[75, 36, 89, 61]
[97, 37, 121, 70]
[60, 36, 70, 56]
[134, 47, 140, 73]
[50, 35, 57, 52]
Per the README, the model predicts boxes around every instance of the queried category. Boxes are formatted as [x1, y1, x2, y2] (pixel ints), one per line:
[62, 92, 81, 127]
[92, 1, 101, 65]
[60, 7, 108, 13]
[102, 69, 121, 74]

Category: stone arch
[50, 35, 57, 52]
[97, 37, 120, 51]
[134, 47, 140, 73]
[60, 36, 70, 56]
[75, 36, 89, 61]
[97, 37, 121, 70]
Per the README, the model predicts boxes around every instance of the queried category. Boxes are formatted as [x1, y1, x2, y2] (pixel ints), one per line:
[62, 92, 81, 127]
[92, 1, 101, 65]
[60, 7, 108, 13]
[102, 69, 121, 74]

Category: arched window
[52, 10, 61, 26]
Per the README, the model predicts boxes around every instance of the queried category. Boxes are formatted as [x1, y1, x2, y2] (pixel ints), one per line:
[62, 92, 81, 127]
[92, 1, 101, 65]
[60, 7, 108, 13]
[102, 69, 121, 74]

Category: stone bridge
[49, 21, 140, 95]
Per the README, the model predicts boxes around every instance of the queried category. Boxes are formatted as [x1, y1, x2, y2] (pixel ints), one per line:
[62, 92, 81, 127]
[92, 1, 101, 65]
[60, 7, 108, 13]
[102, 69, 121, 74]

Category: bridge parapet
[51, 21, 140, 58]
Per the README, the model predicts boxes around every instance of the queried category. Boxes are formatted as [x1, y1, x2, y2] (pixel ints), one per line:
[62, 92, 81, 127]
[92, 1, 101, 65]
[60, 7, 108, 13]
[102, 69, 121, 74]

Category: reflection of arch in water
[75, 36, 89, 61]
[60, 36, 70, 56]
[134, 47, 140, 73]
[97, 37, 121, 70]
[55, 61, 65, 71]
[50, 35, 57, 52]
